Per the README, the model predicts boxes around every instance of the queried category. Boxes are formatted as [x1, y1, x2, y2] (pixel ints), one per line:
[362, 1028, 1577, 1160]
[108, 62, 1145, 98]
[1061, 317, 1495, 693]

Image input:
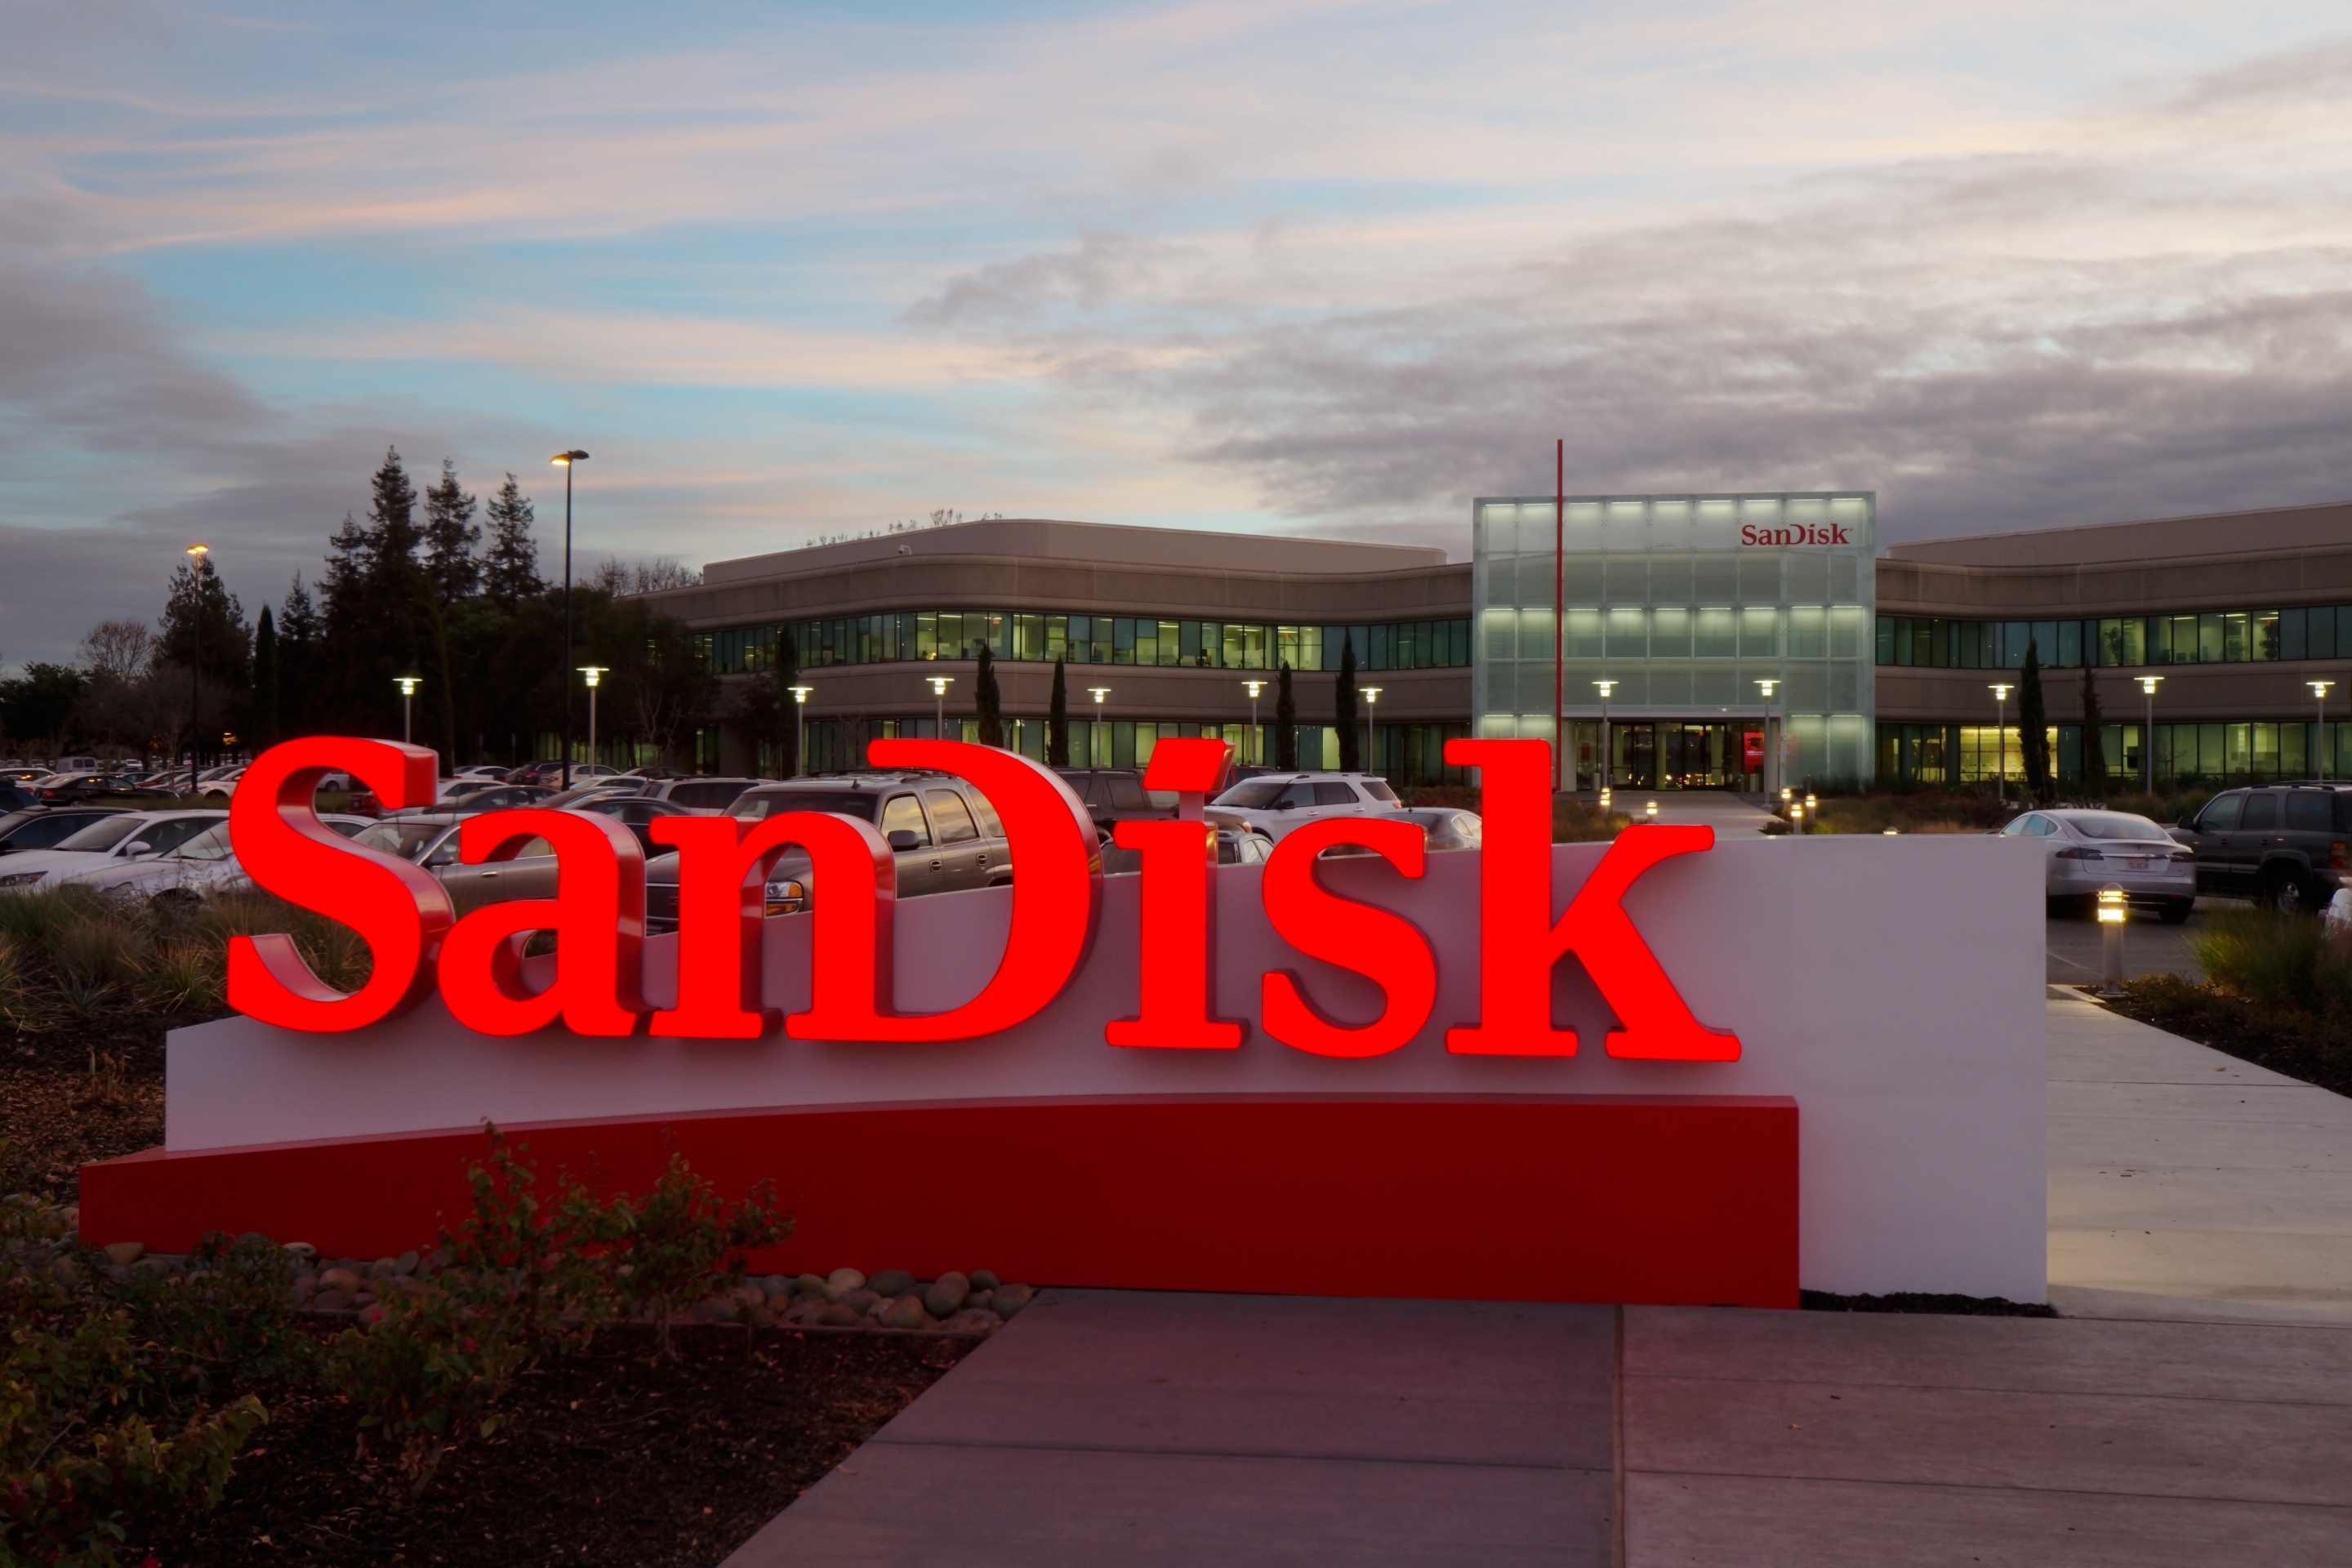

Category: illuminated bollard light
[1645, 800, 1658, 821]
[2098, 883, 2128, 996]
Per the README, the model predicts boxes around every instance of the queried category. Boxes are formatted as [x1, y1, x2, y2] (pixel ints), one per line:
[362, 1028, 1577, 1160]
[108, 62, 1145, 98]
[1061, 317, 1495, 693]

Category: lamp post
[2312, 681, 2336, 782]
[1988, 684, 2014, 804]
[184, 543, 208, 797]
[1593, 680, 1616, 795]
[2136, 675, 2162, 794]
[1087, 687, 1111, 768]
[395, 676, 421, 746]
[1242, 679, 1265, 765]
[790, 685, 813, 778]
[1755, 678, 1780, 798]
[550, 449, 589, 787]
[578, 666, 607, 773]
[927, 675, 954, 742]
[1360, 686, 1381, 777]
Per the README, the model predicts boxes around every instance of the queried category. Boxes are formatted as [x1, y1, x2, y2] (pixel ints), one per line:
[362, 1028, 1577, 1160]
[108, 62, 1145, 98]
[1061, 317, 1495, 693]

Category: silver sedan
[1999, 808, 2195, 923]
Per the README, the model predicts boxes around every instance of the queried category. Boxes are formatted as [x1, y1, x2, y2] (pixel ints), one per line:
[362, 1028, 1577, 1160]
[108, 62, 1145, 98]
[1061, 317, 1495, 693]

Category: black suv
[643, 772, 1013, 932]
[1052, 768, 1176, 836]
[2171, 783, 2351, 912]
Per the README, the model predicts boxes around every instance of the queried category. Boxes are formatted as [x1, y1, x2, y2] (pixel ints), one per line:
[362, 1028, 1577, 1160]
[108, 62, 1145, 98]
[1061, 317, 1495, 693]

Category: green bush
[584, 1148, 786, 1360]
[2189, 906, 2352, 1015]
[1552, 800, 1629, 843]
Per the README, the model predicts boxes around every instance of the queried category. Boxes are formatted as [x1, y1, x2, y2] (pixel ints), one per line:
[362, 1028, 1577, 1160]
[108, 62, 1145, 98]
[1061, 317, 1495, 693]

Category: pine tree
[157, 553, 250, 690]
[1334, 639, 1360, 772]
[253, 605, 279, 748]
[277, 574, 319, 737]
[2080, 666, 2108, 800]
[974, 645, 1003, 747]
[1275, 662, 1297, 768]
[371, 446, 422, 565]
[482, 474, 543, 611]
[422, 459, 482, 601]
[2019, 642, 2051, 801]
[1047, 657, 1069, 765]
[774, 626, 800, 778]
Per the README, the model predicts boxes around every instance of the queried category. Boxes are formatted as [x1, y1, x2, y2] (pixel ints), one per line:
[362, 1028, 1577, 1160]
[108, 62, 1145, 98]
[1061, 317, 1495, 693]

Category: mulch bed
[2, 1013, 180, 1199]
[2103, 977, 2352, 1098]
[141, 1324, 973, 1567]
[1801, 1290, 2059, 1317]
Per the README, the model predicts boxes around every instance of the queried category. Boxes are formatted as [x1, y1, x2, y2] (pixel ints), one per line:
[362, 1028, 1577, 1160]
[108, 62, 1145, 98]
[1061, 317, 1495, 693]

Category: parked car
[345, 816, 559, 916]
[568, 795, 702, 854]
[2167, 784, 2351, 914]
[0, 808, 132, 858]
[1205, 772, 1407, 843]
[1053, 768, 1176, 835]
[1099, 822, 1274, 875]
[437, 784, 562, 814]
[1998, 808, 2197, 921]
[643, 773, 1012, 931]
[0, 810, 229, 893]
[29, 772, 154, 805]
[633, 776, 767, 814]
[72, 815, 373, 902]
[0, 783, 33, 813]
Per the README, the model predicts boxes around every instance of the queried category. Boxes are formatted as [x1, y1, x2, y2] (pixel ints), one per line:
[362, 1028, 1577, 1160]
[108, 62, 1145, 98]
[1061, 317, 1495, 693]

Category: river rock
[824, 1267, 866, 1300]
[991, 1283, 1034, 1317]
[318, 1267, 363, 1294]
[879, 1294, 931, 1329]
[923, 1271, 969, 1318]
[817, 1303, 862, 1328]
[867, 1268, 915, 1297]
[283, 1241, 318, 1260]
[395, 1250, 421, 1276]
[793, 1273, 829, 1298]
[944, 1307, 1004, 1333]
[102, 1241, 144, 1267]
[842, 1287, 881, 1314]
[313, 1289, 354, 1312]
[969, 1268, 1000, 1290]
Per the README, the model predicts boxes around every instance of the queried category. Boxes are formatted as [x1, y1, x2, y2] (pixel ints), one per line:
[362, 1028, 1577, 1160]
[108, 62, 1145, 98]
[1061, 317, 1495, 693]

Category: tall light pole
[927, 675, 954, 742]
[2136, 675, 2162, 795]
[2313, 680, 2336, 782]
[1360, 686, 1381, 777]
[1088, 687, 1111, 768]
[790, 684, 813, 777]
[1755, 679, 1780, 799]
[395, 676, 421, 746]
[1594, 679, 1616, 795]
[550, 449, 589, 787]
[578, 666, 607, 773]
[1989, 684, 2014, 804]
[184, 543, 208, 796]
[1243, 679, 1265, 765]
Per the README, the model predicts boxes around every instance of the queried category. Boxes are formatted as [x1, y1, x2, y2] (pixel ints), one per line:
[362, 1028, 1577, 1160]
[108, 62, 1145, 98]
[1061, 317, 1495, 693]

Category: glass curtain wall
[1473, 492, 1876, 788]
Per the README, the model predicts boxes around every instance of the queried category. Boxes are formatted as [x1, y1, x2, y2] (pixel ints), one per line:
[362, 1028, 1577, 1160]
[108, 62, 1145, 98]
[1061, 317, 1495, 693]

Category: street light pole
[1243, 680, 1265, 765]
[790, 685, 813, 777]
[2314, 681, 2336, 782]
[1360, 686, 1381, 777]
[550, 449, 589, 788]
[2136, 675, 2162, 795]
[578, 667, 607, 773]
[927, 675, 954, 742]
[184, 543, 208, 797]
[1088, 688, 1111, 768]
[1989, 684, 2014, 804]
[1593, 680, 1616, 795]
[396, 676, 420, 746]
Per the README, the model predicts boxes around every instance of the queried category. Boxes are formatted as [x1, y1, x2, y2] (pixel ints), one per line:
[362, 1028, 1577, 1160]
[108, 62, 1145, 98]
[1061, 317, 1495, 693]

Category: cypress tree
[277, 574, 318, 736]
[1275, 662, 1297, 768]
[774, 626, 800, 777]
[1047, 657, 1069, 765]
[253, 605, 279, 749]
[422, 459, 482, 601]
[2080, 666, 2108, 800]
[2019, 641, 2051, 802]
[1334, 639, 1360, 772]
[974, 645, 1003, 747]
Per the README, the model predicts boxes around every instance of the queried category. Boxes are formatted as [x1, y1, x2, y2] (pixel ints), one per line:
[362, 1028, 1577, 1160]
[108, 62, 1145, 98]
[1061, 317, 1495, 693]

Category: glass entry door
[1608, 722, 1763, 791]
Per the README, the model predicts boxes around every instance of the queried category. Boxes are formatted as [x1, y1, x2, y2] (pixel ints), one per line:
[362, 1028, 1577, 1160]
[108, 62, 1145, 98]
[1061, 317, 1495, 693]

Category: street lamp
[1088, 687, 1111, 768]
[184, 544, 208, 797]
[2136, 675, 2162, 794]
[1360, 686, 1381, 777]
[1755, 679, 1780, 798]
[1242, 679, 1266, 765]
[1594, 679, 1616, 795]
[790, 685, 813, 778]
[2312, 681, 2336, 782]
[550, 449, 589, 787]
[1988, 684, 2014, 804]
[395, 676, 421, 746]
[926, 675, 955, 742]
[578, 667, 607, 773]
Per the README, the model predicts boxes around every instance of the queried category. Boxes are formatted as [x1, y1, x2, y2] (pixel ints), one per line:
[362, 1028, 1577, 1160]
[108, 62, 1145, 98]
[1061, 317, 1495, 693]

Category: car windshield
[1361, 780, 1400, 803]
[53, 816, 145, 853]
[729, 791, 878, 821]
[352, 821, 450, 860]
[1213, 781, 1294, 808]
[171, 824, 237, 862]
[2064, 813, 2171, 841]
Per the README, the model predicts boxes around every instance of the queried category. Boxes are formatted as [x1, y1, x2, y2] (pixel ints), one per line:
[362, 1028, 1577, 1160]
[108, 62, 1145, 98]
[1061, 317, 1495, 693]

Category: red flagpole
[1553, 439, 1565, 794]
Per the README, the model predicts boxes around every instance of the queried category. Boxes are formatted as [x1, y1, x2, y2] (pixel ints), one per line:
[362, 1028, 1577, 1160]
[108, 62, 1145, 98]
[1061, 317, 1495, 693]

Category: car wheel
[2259, 867, 2315, 915]
[2157, 898, 2194, 925]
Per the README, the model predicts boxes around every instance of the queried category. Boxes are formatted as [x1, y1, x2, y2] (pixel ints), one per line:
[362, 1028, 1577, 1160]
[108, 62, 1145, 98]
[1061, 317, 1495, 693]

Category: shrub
[327, 1282, 529, 1500]
[1552, 800, 1628, 843]
[586, 1149, 787, 1361]
[2189, 906, 2352, 1016]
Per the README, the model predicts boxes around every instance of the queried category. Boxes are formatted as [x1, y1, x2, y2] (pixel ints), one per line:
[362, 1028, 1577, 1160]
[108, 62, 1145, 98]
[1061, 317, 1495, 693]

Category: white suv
[1207, 773, 1406, 844]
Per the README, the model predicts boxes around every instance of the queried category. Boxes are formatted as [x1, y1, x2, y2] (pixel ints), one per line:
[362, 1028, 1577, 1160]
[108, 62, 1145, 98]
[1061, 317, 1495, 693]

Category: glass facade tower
[1472, 492, 1877, 789]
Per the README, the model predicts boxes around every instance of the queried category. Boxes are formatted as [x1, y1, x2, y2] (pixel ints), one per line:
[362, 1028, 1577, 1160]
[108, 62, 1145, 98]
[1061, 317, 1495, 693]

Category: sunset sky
[4, 1, 2350, 662]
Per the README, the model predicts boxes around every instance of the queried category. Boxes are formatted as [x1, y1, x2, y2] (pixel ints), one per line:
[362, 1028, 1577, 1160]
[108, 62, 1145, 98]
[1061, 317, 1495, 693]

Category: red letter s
[227, 737, 453, 1031]
[1258, 817, 1436, 1058]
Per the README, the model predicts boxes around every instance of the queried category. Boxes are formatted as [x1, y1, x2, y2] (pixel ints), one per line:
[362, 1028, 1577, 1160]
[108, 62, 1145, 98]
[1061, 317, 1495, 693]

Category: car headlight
[763, 879, 808, 915]
[0, 871, 44, 889]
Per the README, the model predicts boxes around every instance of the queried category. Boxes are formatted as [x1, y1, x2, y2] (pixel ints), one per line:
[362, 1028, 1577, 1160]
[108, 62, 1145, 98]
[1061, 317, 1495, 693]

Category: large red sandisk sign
[227, 737, 1737, 1062]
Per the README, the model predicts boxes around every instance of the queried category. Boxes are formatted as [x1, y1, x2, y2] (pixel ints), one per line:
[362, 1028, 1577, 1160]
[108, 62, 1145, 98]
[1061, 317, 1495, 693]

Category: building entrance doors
[1607, 721, 1764, 791]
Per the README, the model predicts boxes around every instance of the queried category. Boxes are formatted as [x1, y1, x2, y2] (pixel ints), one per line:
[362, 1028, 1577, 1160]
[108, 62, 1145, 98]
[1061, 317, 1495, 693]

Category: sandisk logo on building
[224, 736, 1736, 1062]
[1740, 522, 1851, 546]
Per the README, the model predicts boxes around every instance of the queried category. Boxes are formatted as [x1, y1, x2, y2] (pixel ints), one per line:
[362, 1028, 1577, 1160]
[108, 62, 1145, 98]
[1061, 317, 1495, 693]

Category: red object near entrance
[1743, 729, 1765, 773]
[80, 1095, 1800, 1308]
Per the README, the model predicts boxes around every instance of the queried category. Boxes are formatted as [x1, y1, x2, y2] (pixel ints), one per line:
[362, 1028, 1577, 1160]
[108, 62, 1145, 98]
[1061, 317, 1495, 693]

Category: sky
[3, 0, 2350, 667]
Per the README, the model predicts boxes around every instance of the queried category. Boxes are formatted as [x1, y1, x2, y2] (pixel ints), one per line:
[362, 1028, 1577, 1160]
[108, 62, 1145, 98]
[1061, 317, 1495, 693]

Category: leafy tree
[974, 645, 1003, 747]
[2080, 666, 2107, 800]
[1275, 662, 1297, 768]
[481, 474, 543, 611]
[2019, 641, 2051, 801]
[252, 606, 278, 749]
[421, 459, 482, 601]
[1334, 639, 1360, 772]
[1047, 657, 1069, 765]
[0, 664, 86, 751]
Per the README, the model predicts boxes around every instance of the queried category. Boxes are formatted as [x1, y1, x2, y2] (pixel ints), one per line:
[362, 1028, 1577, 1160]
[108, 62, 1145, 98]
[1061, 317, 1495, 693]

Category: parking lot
[2044, 902, 2223, 987]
